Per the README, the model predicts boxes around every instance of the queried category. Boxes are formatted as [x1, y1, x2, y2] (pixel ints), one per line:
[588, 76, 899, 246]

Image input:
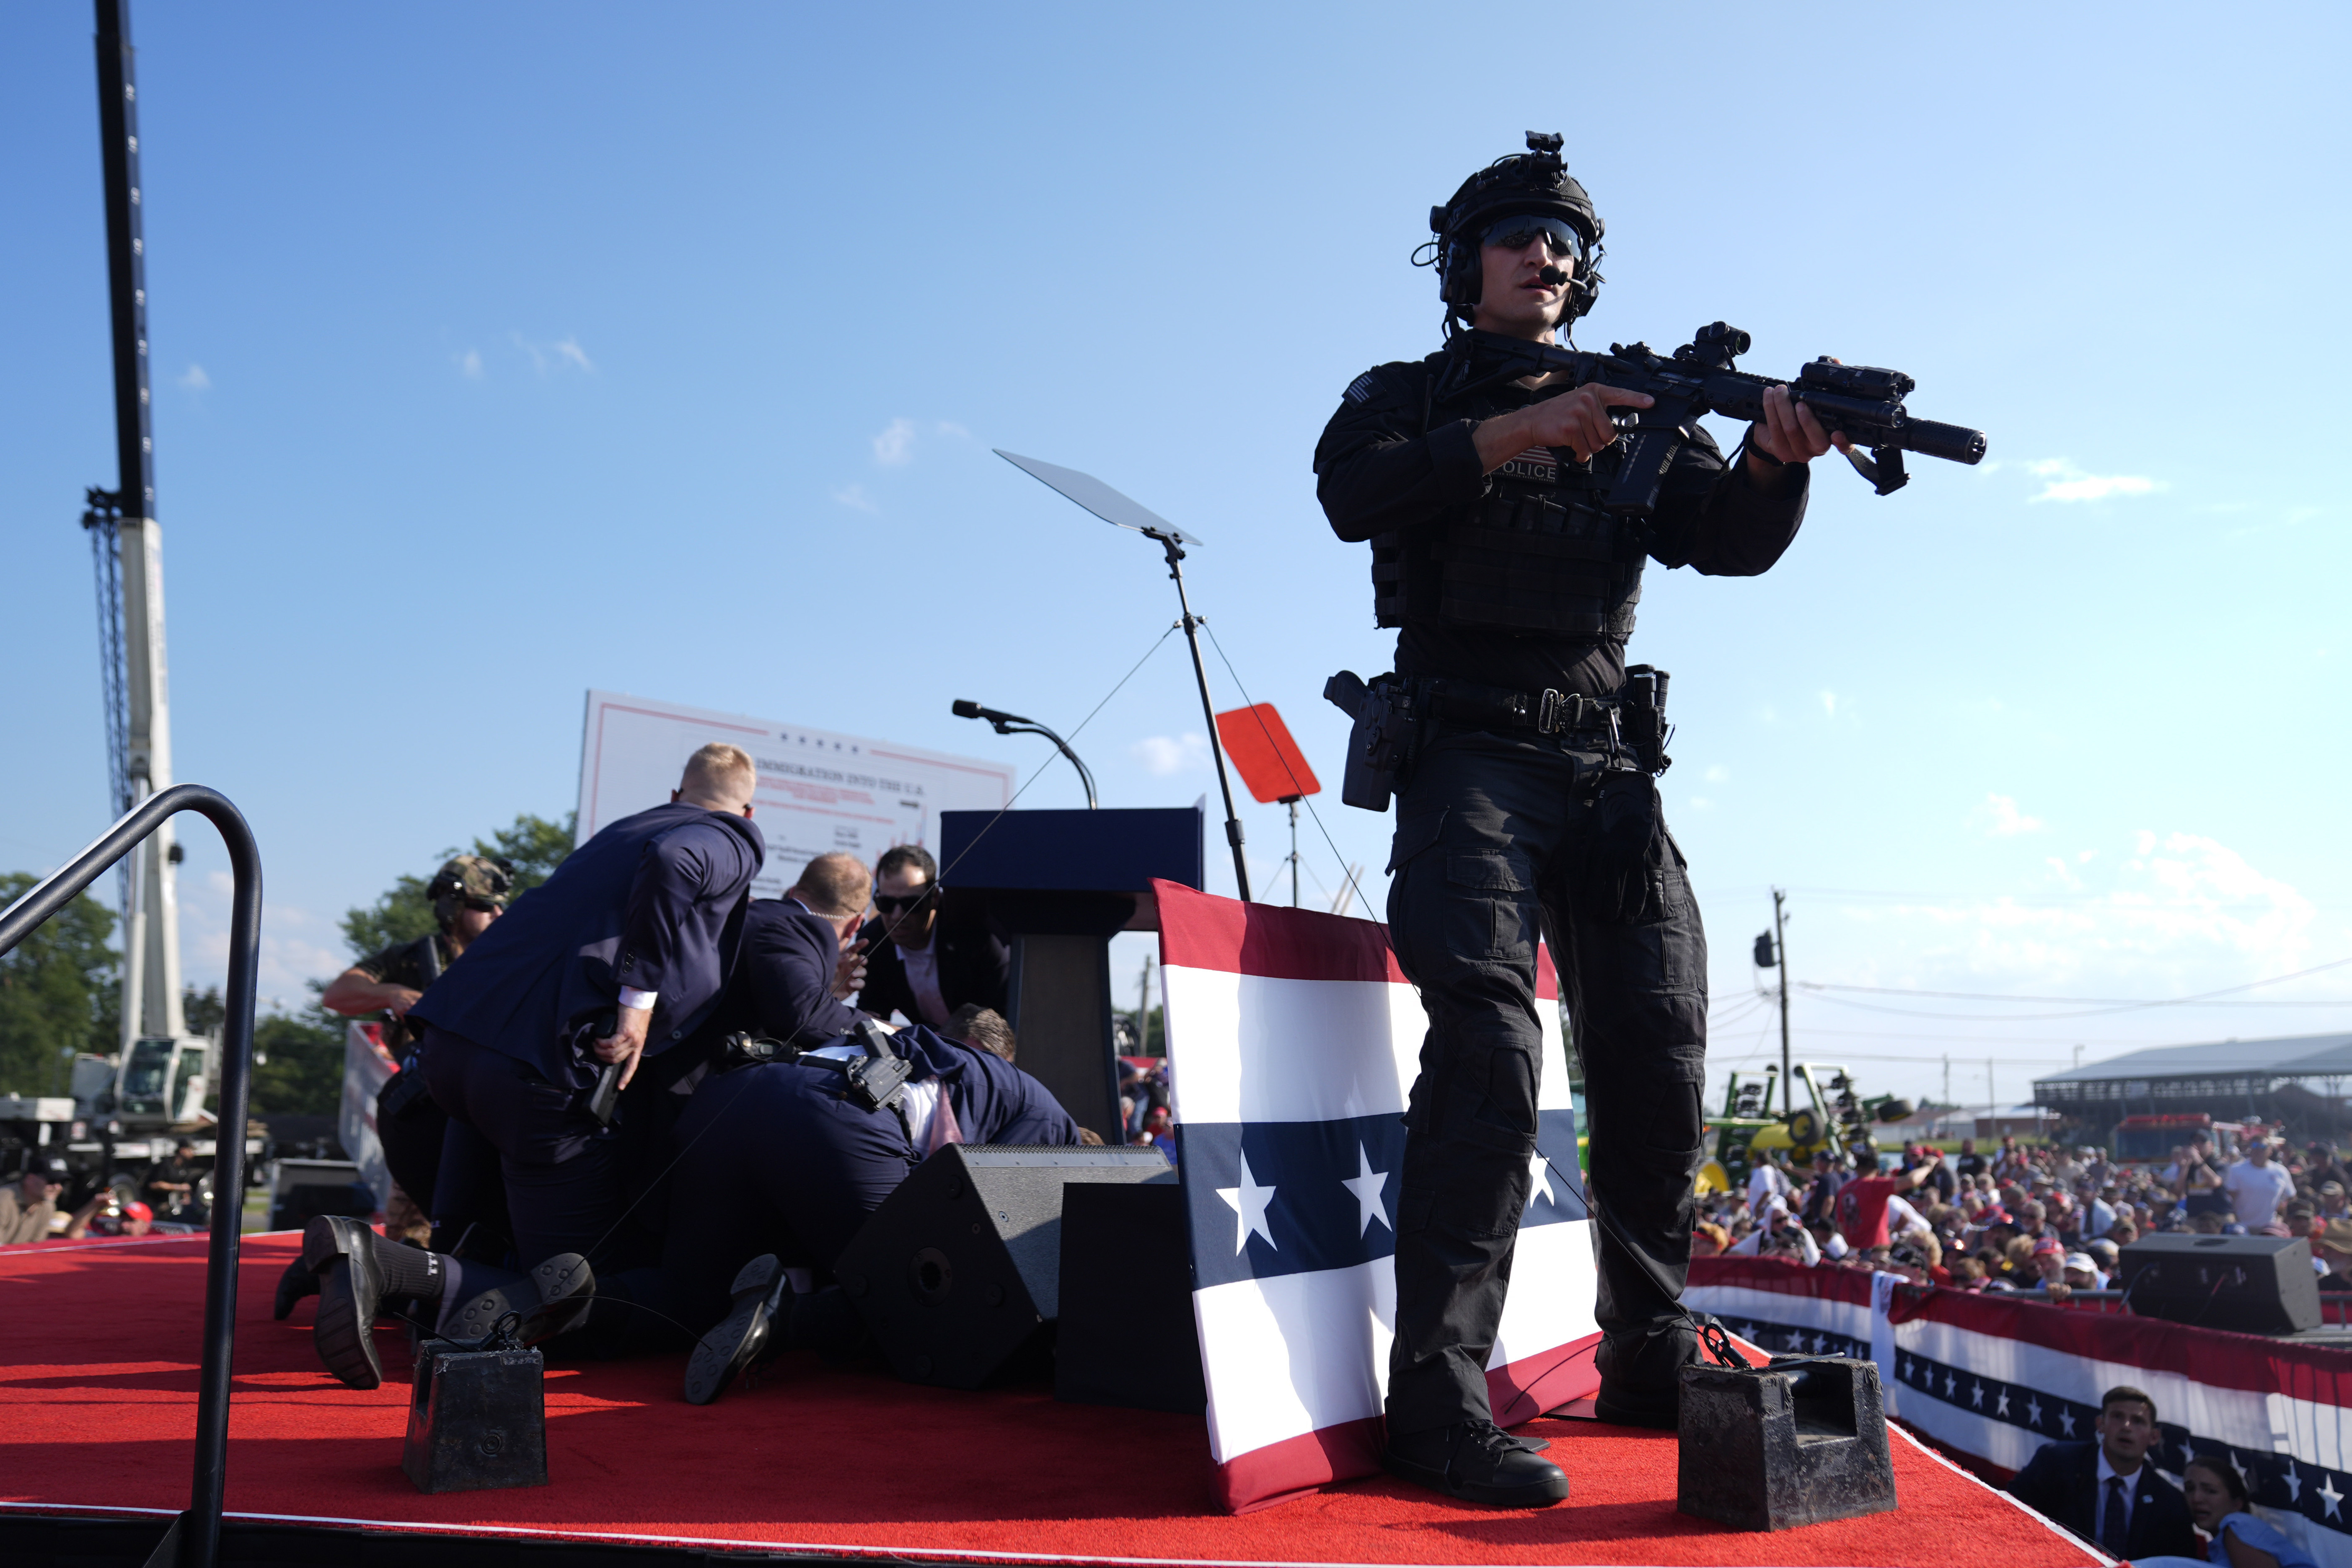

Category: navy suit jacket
[717, 898, 868, 1047]
[411, 802, 764, 1087]
[2006, 1440, 2199, 1559]
[855, 892, 1010, 1026]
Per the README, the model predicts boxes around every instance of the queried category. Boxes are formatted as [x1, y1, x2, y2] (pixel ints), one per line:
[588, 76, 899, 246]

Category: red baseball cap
[122, 1201, 153, 1223]
[2032, 1235, 2064, 1256]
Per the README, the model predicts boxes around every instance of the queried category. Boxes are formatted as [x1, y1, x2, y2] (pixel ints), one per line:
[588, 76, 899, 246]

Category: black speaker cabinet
[1054, 1181, 1205, 1414]
[834, 1144, 1173, 1389]
[2119, 1232, 2322, 1335]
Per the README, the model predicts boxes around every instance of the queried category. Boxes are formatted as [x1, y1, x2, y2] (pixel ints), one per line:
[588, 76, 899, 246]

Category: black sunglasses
[872, 890, 934, 913]
[1481, 214, 1585, 263]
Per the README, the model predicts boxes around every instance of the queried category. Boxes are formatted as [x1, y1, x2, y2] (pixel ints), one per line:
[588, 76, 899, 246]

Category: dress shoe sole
[443, 1254, 595, 1345]
[313, 1255, 386, 1390]
[685, 1255, 782, 1407]
[1380, 1450, 1571, 1508]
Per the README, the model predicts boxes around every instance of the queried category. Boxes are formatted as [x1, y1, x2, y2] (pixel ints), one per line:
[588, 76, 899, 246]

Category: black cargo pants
[1382, 727, 1708, 1436]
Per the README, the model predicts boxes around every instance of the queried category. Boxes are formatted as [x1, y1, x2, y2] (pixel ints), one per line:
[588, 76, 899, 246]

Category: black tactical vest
[1369, 357, 1646, 642]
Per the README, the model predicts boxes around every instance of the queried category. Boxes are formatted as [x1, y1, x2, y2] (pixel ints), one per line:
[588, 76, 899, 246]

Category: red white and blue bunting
[1692, 1256, 2352, 1568]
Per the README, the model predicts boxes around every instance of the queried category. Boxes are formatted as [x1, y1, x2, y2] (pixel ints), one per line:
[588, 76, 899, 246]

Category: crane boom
[88, 0, 184, 1043]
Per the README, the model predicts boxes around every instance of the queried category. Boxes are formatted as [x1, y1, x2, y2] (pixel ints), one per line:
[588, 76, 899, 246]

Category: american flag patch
[1343, 371, 1379, 404]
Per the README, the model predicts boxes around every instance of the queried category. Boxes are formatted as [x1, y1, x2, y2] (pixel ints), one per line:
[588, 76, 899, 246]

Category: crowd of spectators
[1694, 1127, 2352, 1298]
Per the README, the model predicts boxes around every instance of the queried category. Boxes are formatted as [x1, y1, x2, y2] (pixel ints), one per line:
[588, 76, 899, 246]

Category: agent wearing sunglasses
[853, 844, 1010, 1030]
[1314, 135, 1849, 1508]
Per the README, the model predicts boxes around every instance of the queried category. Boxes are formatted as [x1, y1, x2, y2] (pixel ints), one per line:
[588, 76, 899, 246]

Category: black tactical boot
[441, 1253, 596, 1346]
[1382, 1420, 1571, 1507]
[310, 1216, 389, 1389]
[1591, 1320, 1701, 1429]
[684, 1255, 787, 1406]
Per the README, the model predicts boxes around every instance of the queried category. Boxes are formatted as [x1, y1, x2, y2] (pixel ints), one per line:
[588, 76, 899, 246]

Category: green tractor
[1696, 1062, 1915, 1195]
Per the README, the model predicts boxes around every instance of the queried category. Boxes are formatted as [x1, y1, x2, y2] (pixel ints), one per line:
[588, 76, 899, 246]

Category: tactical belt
[1415, 677, 1617, 738]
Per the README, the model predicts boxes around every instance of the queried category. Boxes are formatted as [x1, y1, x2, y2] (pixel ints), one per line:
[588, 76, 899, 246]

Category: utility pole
[87, 0, 184, 1044]
[1943, 1054, 1950, 1108]
[1772, 887, 1791, 1118]
[1136, 952, 1155, 1054]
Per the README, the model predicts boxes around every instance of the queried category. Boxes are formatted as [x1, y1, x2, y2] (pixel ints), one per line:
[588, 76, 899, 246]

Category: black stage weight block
[835, 1144, 1172, 1389]
[1054, 1181, 1206, 1414]
[401, 1338, 549, 1494]
[2118, 1233, 2322, 1335]
[1677, 1356, 1895, 1532]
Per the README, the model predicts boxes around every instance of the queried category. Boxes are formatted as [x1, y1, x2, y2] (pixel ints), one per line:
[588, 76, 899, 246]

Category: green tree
[0, 873, 118, 1096]
[249, 1012, 349, 1115]
[338, 812, 575, 960]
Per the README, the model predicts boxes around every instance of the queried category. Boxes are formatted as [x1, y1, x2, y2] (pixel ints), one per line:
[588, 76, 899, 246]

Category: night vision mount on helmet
[1419, 131, 1606, 334]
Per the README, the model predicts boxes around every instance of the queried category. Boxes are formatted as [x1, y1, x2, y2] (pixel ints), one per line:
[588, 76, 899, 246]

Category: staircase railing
[0, 785, 260, 1568]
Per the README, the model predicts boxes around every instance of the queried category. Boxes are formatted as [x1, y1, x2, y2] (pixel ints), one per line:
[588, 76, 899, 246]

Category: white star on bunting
[2026, 1396, 2044, 1427]
[1341, 1144, 1390, 1237]
[1216, 1152, 1278, 1255]
[2321, 1474, 2344, 1521]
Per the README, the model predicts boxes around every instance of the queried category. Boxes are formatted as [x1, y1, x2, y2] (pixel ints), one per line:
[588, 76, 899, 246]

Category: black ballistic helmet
[1421, 132, 1605, 333]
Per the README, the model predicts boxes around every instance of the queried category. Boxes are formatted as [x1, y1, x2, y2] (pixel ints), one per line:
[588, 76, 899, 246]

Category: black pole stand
[952, 701, 1099, 808]
[1151, 530, 1251, 902]
[1284, 798, 1301, 906]
[0, 785, 262, 1568]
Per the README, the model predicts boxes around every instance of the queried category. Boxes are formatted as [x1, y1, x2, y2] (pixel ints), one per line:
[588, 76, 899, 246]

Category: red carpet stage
[0, 1234, 2104, 1567]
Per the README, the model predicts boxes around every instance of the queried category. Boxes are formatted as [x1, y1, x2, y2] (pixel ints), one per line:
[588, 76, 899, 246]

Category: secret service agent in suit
[411, 741, 764, 1268]
[717, 852, 875, 1047]
[2008, 1384, 2199, 1560]
[664, 1020, 1084, 1402]
[854, 844, 1009, 1028]
[303, 745, 768, 1390]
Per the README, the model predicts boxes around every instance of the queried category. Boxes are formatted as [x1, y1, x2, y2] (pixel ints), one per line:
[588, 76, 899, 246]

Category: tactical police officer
[1315, 135, 1846, 1506]
[320, 855, 512, 1223]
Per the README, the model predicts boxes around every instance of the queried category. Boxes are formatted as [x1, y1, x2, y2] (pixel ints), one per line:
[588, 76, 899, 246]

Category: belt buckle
[1535, 688, 1569, 736]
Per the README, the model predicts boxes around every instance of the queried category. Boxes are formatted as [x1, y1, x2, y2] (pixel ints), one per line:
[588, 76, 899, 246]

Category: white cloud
[1823, 829, 2321, 994]
[831, 483, 878, 514]
[872, 418, 917, 466]
[934, 420, 972, 441]
[1704, 764, 1729, 784]
[1819, 691, 1839, 719]
[456, 348, 484, 380]
[1978, 794, 2044, 837]
[1132, 733, 1211, 776]
[177, 363, 210, 391]
[510, 332, 595, 375]
[2026, 458, 2162, 504]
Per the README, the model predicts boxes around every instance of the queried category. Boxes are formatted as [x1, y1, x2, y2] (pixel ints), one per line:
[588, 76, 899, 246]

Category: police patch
[1497, 444, 1562, 484]
[1343, 371, 1379, 405]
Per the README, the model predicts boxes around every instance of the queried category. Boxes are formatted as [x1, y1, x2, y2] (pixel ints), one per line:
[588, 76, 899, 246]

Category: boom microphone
[1539, 265, 1573, 286]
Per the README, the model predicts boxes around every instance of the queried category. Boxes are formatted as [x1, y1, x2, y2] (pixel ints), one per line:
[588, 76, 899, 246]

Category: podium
[938, 807, 1203, 1139]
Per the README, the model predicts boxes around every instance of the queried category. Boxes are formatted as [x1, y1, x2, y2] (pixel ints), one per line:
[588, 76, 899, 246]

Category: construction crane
[84, 0, 185, 1049]
[52, 0, 243, 1210]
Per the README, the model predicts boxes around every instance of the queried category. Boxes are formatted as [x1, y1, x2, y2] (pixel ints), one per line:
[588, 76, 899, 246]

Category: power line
[1797, 953, 2352, 1008]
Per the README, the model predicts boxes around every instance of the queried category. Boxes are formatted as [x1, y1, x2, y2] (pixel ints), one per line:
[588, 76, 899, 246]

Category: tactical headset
[1418, 132, 1606, 334]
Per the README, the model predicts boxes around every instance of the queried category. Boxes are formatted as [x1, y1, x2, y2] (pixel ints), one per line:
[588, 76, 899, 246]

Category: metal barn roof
[2036, 1032, 2352, 1085]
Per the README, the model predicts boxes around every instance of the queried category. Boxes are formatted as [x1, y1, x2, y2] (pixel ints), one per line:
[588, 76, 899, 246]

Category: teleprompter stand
[995, 450, 1254, 900]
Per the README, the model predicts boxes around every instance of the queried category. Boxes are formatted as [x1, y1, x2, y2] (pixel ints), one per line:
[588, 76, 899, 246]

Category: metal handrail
[0, 785, 260, 1568]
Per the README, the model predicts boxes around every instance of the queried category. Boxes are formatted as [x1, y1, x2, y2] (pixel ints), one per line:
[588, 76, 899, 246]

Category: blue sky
[4, 4, 2346, 1111]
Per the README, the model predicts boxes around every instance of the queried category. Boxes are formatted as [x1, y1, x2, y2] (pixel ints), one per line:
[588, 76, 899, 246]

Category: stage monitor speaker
[835, 1144, 1173, 1389]
[2117, 1232, 2321, 1335]
[1055, 1181, 1205, 1414]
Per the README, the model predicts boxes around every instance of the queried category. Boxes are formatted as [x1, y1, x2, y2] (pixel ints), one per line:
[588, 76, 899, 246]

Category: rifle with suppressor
[1456, 323, 1986, 503]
